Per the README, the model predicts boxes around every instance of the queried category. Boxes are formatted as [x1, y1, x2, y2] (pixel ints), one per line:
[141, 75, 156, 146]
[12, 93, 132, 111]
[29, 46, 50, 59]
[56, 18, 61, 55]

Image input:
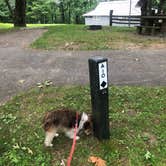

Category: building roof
[83, 0, 141, 16]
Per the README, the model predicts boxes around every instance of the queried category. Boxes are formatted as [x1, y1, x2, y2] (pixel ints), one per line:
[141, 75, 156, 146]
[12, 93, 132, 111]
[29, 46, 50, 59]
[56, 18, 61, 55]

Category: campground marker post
[89, 57, 110, 139]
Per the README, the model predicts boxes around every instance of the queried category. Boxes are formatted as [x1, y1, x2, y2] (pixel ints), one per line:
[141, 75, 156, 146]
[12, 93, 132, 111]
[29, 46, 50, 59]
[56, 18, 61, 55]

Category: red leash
[67, 112, 78, 166]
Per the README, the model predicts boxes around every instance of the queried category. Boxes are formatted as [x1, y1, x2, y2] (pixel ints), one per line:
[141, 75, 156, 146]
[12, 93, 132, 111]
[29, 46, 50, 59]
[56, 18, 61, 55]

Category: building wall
[85, 16, 110, 26]
[85, 16, 140, 27]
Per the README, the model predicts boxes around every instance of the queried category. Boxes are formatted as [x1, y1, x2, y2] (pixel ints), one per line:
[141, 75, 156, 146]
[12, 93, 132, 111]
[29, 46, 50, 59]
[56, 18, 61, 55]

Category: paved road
[0, 29, 166, 103]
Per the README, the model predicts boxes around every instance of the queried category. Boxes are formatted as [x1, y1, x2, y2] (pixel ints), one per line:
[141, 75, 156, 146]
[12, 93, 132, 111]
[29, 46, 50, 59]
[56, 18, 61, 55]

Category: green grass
[28, 24, 64, 28]
[0, 23, 61, 29]
[0, 23, 62, 33]
[0, 23, 15, 33]
[0, 23, 166, 50]
[0, 23, 14, 29]
[31, 24, 166, 50]
[0, 86, 166, 166]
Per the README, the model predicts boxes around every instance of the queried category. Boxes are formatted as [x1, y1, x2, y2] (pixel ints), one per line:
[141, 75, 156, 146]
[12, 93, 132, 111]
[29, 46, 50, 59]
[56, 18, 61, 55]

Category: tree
[137, 0, 166, 15]
[4, 0, 13, 16]
[14, 0, 26, 27]
[1, 0, 14, 22]
[158, 0, 166, 14]
[0, 0, 9, 22]
[26, 0, 57, 24]
[2, 0, 26, 27]
[1, 0, 97, 24]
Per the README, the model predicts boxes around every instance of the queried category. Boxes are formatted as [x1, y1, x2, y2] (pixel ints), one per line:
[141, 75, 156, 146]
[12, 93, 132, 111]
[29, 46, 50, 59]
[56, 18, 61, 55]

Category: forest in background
[0, 0, 166, 26]
[0, 0, 97, 24]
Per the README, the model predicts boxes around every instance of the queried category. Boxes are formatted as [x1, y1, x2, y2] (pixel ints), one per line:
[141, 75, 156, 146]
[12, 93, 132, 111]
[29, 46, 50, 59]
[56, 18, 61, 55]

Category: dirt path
[0, 29, 166, 103]
[0, 28, 47, 48]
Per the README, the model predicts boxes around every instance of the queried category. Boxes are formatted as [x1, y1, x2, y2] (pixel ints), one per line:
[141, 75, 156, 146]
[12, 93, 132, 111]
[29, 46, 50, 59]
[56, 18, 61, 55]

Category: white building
[83, 0, 141, 27]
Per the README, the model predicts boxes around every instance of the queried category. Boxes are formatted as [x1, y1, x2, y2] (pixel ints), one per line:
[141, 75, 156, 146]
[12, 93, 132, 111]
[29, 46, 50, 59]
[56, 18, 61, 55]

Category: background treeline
[0, 0, 166, 25]
[0, 0, 97, 24]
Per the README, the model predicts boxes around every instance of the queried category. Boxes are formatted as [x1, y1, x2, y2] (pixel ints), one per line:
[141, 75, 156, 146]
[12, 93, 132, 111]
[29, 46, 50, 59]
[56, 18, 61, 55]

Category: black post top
[89, 57, 107, 63]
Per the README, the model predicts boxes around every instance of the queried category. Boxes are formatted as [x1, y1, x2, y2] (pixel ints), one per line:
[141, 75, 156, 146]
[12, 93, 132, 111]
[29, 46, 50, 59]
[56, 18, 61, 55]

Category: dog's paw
[44, 142, 53, 147]
[55, 133, 59, 137]
[76, 136, 80, 140]
[49, 143, 53, 147]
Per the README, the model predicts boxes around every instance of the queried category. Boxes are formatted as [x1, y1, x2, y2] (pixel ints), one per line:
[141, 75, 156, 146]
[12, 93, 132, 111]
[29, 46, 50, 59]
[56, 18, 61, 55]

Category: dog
[42, 108, 92, 147]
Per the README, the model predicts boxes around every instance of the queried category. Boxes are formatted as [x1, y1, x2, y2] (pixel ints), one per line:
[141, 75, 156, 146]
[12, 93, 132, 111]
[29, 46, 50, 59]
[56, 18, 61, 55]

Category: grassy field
[0, 23, 59, 33]
[31, 24, 166, 50]
[0, 86, 165, 166]
[0, 23, 15, 33]
[0, 23, 166, 50]
[0, 23, 60, 29]
[0, 23, 14, 29]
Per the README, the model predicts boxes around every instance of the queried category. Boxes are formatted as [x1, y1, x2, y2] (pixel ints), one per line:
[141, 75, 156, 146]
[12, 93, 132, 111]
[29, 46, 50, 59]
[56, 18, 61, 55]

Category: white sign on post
[98, 61, 108, 90]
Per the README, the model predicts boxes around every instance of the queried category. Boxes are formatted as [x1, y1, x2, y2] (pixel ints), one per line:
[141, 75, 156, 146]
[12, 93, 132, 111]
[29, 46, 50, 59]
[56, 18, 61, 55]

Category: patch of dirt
[115, 42, 143, 50]
[125, 42, 166, 50]
[153, 118, 161, 125]
[142, 132, 158, 146]
[126, 109, 137, 117]
[117, 157, 129, 166]
[149, 43, 166, 49]
[0, 28, 47, 48]
[61, 42, 84, 50]
[108, 41, 166, 50]
[125, 43, 144, 50]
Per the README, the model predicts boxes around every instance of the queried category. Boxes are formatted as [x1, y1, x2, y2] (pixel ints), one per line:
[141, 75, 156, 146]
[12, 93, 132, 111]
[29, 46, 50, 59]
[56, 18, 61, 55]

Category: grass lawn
[0, 23, 60, 33]
[0, 23, 14, 29]
[0, 86, 165, 166]
[31, 24, 166, 50]
[0, 23, 15, 33]
[1, 23, 166, 50]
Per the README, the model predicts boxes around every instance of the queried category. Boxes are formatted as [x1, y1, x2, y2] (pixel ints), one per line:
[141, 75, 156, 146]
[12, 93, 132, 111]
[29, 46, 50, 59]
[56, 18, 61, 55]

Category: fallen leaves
[18, 79, 25, 84]
[37, 80, 53, 89]
[88, 156, 106, 166]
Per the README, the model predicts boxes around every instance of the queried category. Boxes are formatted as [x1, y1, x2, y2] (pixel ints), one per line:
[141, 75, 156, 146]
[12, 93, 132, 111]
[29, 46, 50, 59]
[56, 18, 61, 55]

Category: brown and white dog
[42, 109, 92, 147]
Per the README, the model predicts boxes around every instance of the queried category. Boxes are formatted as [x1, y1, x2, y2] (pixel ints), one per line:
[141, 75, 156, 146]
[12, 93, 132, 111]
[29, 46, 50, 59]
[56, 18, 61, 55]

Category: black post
[109, 10, 113, 26]
[89, 57, 110, 140]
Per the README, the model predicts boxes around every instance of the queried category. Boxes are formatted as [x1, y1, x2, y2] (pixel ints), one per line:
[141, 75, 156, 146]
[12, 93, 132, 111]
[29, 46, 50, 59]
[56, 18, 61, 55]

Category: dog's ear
[42, 112, 52, 131]
[83, 121, 93, 135]
[43, 121, 51, 131]
[83, 121, 91, 130]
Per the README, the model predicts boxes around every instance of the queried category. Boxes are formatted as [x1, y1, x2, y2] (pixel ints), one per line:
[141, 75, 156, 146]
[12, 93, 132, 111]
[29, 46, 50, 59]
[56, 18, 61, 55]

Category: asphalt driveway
[0, 29, 166, 103]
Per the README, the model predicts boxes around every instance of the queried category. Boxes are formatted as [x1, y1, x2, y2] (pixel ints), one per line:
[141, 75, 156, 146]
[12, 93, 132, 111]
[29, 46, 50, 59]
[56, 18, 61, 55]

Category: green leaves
[145, 151, 152, 160]
[0, 113, 17, 124]
[1, 0, 97, 24]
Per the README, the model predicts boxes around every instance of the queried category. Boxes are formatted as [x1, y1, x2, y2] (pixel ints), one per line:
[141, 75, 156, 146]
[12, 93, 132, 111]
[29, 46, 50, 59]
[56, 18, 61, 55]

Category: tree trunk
[68, 3, 71, 24]
[147, 0, 152, 15]
[14, 0, 26, 27]
[75, 15, 79, 24]
[59, 2, 65, 23]
[141, 0, 148, 16]
[158, 0, 166, 14]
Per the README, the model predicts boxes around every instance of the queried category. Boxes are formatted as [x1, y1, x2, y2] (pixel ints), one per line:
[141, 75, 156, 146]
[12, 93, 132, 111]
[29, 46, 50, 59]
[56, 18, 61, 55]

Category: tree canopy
[0, 0, 97, 24]
[0, 0, 166, 26]
[137, 0, 166, 15]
